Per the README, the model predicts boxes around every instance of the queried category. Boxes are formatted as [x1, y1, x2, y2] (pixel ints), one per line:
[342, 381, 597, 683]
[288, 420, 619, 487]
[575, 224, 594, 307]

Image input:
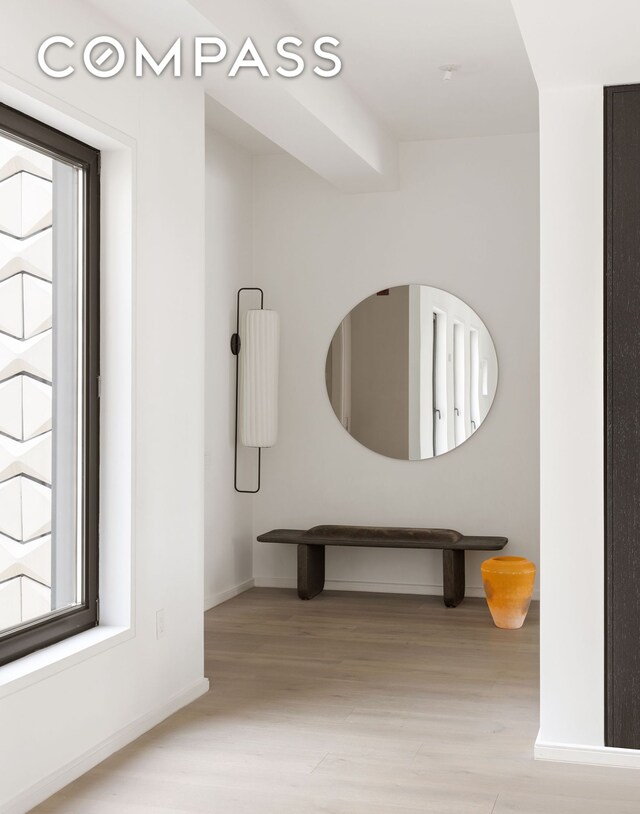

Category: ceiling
[205, 97, 282, 155]
[87, 0, 538, 187]
[513, 0, 640, 89]
[281, 0, 538, 141]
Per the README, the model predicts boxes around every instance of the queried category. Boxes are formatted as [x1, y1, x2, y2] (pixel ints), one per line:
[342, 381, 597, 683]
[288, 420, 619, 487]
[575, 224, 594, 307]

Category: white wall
[204, 128, 254, 608]
[252, 134, 540, 597]
[0, 1, 206, 809]
[537, 85, 604, 749]
[511, 0, 640, 758]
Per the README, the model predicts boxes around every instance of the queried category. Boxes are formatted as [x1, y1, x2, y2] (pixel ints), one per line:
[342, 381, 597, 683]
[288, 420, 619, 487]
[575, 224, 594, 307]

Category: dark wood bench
[257, 525, 508, 607]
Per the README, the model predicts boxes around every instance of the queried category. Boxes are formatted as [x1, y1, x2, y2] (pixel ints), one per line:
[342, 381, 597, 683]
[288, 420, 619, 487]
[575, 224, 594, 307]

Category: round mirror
[325, 285, 498, 460]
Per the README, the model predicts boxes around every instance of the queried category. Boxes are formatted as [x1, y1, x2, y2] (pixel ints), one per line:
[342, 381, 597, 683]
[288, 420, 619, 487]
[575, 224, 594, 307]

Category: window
[0, 103, 99, 666]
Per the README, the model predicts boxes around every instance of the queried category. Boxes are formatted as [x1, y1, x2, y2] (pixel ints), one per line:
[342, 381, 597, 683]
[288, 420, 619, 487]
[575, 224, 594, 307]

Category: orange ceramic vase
[481, 556, 536, 630]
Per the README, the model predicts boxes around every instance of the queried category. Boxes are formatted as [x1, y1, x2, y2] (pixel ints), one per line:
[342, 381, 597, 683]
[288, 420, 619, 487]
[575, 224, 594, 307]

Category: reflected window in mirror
[453, 321, 465, 448]
[470, 328, 480, 433]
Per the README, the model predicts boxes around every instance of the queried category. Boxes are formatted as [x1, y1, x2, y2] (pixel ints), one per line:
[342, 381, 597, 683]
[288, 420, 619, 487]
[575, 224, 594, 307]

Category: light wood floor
[34, 588, 640, 813]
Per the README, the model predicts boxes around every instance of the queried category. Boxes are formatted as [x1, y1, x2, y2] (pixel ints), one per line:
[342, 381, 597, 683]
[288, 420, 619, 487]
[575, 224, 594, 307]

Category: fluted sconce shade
[239, 309, 280, 448]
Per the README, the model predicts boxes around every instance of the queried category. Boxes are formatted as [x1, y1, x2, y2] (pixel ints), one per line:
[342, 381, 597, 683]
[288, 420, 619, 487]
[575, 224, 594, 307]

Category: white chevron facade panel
[0, 133, 54, 632]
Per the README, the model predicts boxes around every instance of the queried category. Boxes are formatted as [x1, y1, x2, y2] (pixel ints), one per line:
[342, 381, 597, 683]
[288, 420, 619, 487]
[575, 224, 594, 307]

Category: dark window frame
[0, 102, 100, 667]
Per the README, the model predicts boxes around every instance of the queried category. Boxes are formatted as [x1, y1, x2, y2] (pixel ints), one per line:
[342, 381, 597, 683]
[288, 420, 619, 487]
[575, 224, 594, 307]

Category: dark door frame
[604, 83, 640, 748]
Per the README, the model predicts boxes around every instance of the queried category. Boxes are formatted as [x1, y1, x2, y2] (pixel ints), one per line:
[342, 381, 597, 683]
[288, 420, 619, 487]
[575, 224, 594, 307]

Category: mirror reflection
[325, 285, 498, 460]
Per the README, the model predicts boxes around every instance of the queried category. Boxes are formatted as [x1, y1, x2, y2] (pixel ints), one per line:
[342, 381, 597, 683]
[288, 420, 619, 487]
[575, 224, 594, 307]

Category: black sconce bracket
[232, 287, 264, 493]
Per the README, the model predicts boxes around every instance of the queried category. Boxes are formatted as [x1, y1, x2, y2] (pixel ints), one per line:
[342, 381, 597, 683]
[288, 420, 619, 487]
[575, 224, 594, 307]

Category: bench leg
[297, 544, 325, 600]
[442, 549, 465, 608]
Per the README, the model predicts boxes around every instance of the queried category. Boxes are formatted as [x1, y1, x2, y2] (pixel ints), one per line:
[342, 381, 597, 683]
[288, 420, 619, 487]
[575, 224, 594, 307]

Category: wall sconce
[231, 288, 280, 493]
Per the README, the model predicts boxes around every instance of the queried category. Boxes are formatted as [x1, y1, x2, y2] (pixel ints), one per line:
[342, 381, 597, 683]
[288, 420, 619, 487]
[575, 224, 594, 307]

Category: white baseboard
[535, 734, 640, 769]
[204, 578, 254, 611]
[254, 575, 540, 600]
[5, 676, 210, 814]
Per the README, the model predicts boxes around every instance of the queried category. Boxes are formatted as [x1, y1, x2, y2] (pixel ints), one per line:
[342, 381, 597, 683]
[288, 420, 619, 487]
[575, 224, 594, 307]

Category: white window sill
[0, 625, 133, 700]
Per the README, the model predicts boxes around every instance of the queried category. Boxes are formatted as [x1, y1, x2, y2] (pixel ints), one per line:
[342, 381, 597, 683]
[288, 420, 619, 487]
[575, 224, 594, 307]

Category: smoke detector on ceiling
[439, 64, 461, 82]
